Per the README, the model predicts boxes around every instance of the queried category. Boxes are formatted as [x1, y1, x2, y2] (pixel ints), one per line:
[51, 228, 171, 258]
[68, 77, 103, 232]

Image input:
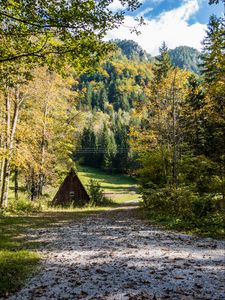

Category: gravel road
[8, 207, 225, 300]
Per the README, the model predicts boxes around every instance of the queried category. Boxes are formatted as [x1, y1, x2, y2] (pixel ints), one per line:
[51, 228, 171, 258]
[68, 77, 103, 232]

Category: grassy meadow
[78, 166, 141, 203]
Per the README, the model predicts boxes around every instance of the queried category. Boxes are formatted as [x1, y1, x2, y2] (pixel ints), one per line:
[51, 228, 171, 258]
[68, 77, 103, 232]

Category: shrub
[192, 195, 215, 218]
[88, 179, 111, 206]
[6, 197, 43, 214]
[142, 185, 196, 217]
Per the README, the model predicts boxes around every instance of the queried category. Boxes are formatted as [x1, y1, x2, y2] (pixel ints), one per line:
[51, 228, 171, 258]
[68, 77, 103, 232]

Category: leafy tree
[114, 117, 130, 173]
[209, 0, 221, 4]
[0, 0, 141, 68]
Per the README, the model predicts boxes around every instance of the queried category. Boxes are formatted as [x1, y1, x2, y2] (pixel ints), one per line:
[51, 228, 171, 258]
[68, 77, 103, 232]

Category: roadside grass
[0, 206, 111, 297]
[138, 209, 225, 239]
[78, 166, 141, 203]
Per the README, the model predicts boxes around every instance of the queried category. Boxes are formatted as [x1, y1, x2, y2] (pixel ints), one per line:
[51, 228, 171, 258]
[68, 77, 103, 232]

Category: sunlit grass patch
[78, 166, 141, 203]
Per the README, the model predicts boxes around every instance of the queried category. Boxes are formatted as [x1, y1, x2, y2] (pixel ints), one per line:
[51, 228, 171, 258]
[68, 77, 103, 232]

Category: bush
[88, 179, 112, 206]
[142, 185, 196, 217]
[192, 195, 215, 218]
[6, 197, 43, 214]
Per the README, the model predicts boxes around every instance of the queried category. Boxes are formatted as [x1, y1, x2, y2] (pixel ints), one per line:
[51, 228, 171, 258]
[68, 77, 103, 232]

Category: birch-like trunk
[0, 110, 5, 199]
[0, 88, 20, 207]
[171, 72, 178, 188]
[0, 91, 10, 207]
[14, 167, 19, 201]
[38, 100, 48, 197]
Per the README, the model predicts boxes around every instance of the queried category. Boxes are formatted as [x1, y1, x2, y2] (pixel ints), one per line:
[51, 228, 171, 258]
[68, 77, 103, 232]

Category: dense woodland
[0, 0, 224, 234]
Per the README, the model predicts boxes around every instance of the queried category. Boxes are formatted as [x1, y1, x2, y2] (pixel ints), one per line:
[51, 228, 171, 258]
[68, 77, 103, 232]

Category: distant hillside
[113, 39, 151, 61]
[113, 40, 201, 73]
[169, 46, 201, 73]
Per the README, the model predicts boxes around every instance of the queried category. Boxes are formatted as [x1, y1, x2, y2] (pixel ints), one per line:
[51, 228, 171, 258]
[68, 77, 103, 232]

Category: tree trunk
[0, 133, 5, 202]
[0, 88, 20, 207]
[38, 101, 48, 197]
[0, 91, 11, 207]
[14, 167, 19, 201]
[171, 72, 178, 188]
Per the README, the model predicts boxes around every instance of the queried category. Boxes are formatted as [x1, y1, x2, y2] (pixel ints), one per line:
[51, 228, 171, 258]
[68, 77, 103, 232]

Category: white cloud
[106, 0, 207, 55]
[108, 0, 124, 11]
[108, 0, 147, 12]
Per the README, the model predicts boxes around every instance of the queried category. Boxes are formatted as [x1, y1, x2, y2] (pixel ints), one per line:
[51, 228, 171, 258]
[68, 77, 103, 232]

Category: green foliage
[135, 15, 225, 238]
[6, 197, 43, 214]
[138, 150, 168, 188]
[169, 46, 201, 73]
[142, 186, 195, 217]
[0, 250, 39, 297]
[142, 187, 225, 238]
[201, 15, 225, 84]
[88, 179, 110, 206]
[0, 0, 141, 69]
[192, 196, 215, 218]
[153, 42, 172, 82]
[143, 209, 225, 238]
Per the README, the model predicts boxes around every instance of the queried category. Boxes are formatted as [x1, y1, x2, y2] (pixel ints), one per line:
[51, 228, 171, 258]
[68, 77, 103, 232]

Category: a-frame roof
[52, 168, 90, 206]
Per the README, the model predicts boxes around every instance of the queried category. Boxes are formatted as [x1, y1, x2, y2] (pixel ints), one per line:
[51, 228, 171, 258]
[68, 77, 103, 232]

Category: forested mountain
[169, 46, 201, 73]
[114, 40, 200, 73]
[74, 54, 153, 173]
[113, 39, 150, 61]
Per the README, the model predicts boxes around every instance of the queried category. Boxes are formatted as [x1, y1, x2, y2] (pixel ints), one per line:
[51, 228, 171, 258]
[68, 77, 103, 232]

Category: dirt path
[9, 206, 225, 300]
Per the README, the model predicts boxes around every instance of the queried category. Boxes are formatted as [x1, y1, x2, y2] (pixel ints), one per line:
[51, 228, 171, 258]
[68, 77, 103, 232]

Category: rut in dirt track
[8, 206, 225, 300]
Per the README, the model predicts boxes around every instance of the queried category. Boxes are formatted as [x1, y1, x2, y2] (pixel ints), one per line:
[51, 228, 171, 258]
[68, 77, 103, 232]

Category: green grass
[78, 166, 141, 203]
[0, 250, 39, 297]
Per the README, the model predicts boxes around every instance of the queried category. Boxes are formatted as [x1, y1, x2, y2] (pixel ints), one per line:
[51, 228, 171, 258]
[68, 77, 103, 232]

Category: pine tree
[101, 124, 117, 171]
[200, 15, 225, 201]
[201, 15, 225, 85]
[154, 42, 172, 82]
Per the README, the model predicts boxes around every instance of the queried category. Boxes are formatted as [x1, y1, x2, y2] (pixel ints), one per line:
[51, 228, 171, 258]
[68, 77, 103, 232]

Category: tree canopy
[0, 0, 141, 69]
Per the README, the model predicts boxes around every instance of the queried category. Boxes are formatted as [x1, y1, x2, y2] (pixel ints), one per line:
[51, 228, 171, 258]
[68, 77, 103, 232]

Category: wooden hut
[52, 168, 90, 206]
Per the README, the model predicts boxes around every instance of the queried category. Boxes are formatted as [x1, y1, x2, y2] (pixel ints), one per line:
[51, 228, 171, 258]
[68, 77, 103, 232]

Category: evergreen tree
[181, 75, 206, 156]
[154, 42, 172, 82]
[201, 15, 225, 85]
[80, 128, 98, 167]
[101, 124, 117, 171]
[114, 121, 130, 173]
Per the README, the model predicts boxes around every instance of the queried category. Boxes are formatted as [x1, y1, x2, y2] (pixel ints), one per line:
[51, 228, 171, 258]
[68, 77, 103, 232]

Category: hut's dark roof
[52, 169, 90, 206]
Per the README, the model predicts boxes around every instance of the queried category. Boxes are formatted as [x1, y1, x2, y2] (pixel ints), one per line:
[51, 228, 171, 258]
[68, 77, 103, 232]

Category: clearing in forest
[78, 167, 141, 203]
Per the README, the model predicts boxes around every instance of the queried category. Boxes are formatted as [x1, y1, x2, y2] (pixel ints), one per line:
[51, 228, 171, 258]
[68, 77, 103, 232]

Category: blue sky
[106, 0, 224, 55]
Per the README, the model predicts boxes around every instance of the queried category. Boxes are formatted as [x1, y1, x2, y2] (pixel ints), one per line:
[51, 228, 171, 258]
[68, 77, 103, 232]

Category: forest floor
[6, 203, 225, 300]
